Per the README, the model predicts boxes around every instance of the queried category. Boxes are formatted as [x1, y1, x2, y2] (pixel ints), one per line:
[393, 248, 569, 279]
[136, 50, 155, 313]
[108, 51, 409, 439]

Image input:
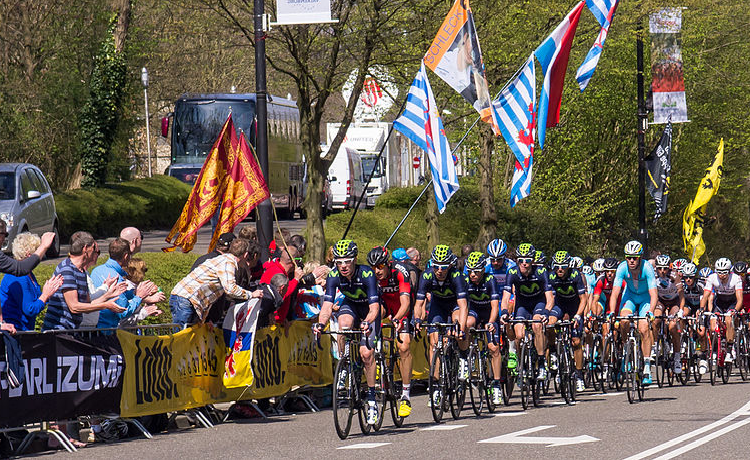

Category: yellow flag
[683, 139, 724, 263]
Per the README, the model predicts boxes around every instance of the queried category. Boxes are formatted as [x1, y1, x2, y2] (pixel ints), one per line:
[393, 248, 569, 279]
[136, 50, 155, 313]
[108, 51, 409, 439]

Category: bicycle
[422, 321, 465, 423]
[379, 323, 406, 428]
[653, 314, 676, 388]
[616, 315, 651, 404]
[321, 329, 381, 439]
[735, 313, 750, 381]
[510, 318, 545, 410]
[551, 320, 578, 405]
[707, 311, 734, 385]
[583, 315, 606, 393]
[677, 315, 701, 385]
[602, 315, 625, 391]
[498, 323, 515, 406]
[466, 326, 497, 416]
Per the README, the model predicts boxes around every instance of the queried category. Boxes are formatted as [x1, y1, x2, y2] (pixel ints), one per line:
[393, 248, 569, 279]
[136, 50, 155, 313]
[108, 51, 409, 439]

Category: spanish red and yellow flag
[164, 114, 269, 252]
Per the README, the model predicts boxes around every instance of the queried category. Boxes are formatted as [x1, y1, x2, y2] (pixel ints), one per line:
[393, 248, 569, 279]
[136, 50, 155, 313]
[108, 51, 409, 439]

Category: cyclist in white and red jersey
[367, 246, 414, 418]
[701, 258, 743, 363]
[653, 254, 685, 374]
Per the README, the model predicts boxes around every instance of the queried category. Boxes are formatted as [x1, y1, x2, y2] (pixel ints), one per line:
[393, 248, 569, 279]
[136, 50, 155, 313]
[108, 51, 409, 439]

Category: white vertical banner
[275, 0, 333, 25]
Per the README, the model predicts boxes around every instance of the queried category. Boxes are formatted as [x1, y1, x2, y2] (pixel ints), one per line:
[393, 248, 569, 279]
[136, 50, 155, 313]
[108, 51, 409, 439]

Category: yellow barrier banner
[380, 324, 430, 381]
[118, 325, 236, 417]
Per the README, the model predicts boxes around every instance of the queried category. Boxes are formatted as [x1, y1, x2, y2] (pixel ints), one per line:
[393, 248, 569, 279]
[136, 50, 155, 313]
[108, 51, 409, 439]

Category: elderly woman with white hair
[0, 232, 64, 331]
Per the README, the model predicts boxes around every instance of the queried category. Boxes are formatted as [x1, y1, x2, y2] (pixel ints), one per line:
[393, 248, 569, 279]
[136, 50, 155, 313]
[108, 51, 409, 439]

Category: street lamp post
[141, 67, 153, 178]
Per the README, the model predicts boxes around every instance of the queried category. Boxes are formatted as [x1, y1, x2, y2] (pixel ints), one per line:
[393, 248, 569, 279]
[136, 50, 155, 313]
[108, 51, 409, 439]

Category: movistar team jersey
[657, 276, 681, 301]
[504, 266, 552, 302]
[683, 280, 704, 308]
[548, 269, 586, 305]
[416, 267, 468, 306]
[484, 259, 518, 289]
[464, 274, 499, 312]
[324, 264, 380, 306]
[614, 260, 657, 297]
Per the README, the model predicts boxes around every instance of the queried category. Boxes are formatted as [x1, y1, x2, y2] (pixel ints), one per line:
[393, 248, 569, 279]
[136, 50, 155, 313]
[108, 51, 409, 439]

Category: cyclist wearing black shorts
[313, 239, 381, 426]
[464, 251, 502, 405]
[367, 246, 414, 417]
[701, 257, 743, 363]
[547, 250, 588, 392]
[500, 243, 554, 380]
[681, 262, 708, 374]
[413, 245, 469, 387]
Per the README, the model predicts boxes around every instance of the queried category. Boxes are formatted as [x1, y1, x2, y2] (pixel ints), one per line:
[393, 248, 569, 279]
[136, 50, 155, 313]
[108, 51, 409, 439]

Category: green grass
[8, 252, 199, 330]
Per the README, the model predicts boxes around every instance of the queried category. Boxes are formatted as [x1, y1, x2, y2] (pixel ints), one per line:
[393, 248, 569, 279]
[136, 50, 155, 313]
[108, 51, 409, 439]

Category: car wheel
[46, 223, 60, 258]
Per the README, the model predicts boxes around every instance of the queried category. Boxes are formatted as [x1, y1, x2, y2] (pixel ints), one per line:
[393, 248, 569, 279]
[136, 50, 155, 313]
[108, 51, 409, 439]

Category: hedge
[55, 175, 192, 240]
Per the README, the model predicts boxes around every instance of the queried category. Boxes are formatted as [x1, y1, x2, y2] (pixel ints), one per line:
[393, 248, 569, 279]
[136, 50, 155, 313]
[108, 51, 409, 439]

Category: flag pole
[636, 13, 649, 251]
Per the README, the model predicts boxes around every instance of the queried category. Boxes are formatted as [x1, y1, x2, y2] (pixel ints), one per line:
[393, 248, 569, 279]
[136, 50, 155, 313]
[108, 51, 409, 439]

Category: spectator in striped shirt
[42, 231, 125, 331]
[170, 238, 263, 326]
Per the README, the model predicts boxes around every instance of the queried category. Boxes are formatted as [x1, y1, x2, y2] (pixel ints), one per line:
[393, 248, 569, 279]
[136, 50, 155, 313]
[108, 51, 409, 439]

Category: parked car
[0, 163, 60, 257]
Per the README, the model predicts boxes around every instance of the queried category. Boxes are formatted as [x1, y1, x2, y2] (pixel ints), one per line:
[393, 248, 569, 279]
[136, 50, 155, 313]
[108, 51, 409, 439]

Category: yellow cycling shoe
[398, 397, 412, 417]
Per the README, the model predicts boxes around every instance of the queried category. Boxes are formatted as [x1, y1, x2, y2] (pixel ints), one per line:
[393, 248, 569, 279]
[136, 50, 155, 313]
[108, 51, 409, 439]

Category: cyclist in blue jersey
[485, 239, 517, 288]
[464, 251, 502, 404]
[313, 239, 381, 426]
[609, 240, 658, 385]
[547, 251, 588, 392]
[414, 245, 470, 393]
[500, 243, 555, 380]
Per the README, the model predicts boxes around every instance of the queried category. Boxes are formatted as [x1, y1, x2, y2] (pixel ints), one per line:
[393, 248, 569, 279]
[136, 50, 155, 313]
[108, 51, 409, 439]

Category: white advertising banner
[276, 0, 332, 25]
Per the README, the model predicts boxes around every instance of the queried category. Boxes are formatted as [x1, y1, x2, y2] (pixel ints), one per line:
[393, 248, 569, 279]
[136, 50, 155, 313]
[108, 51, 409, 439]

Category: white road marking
[421, 424, 467, 431]
[338, 443, 391, 450]
[494, 412, 527, 417]
[653, 418, 750, 460]
[625, 399, 750, 460]
[478, 425, 599, 447]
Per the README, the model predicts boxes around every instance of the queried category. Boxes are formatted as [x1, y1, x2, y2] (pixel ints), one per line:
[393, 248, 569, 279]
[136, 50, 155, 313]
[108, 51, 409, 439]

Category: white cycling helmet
[655, 254, 671, 268]
[592, 258, 605, 272]
[715, 257, 732, 273]
[624, 240, 643, 256]
[569, 256, 584, 269]
[681, 262, 697, 277]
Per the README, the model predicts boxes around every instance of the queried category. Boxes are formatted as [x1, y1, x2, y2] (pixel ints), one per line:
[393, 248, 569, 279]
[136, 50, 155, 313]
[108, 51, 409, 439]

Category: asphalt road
[55, 372, 750, 459]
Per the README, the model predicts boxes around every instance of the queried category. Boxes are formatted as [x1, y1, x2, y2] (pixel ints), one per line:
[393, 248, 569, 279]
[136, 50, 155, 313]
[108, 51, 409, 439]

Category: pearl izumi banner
[650, 8, 688, 124]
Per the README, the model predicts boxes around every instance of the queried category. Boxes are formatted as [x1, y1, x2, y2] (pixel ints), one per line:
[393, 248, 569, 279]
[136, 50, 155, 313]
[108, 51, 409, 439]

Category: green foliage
[26, 251, 197, 330]
[55, 175, 191, 239]
[79, 15, 129, 188]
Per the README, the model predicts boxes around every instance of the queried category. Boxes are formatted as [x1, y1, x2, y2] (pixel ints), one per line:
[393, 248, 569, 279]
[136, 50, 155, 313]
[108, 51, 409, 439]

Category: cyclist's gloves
[361, 320, 371, 333]
[500, 310, 509, 322]
[646, 311, 655, 321]
[312, 322, 325, 334]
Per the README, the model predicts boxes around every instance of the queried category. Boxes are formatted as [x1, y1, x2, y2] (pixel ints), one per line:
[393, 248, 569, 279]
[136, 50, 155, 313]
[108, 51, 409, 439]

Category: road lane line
[653, 417, 750, 460]
[624, 399, 750, 460]
[421, 424, 467, 431]
[338, 443, 391, 449]
[494, 412, 527, 417]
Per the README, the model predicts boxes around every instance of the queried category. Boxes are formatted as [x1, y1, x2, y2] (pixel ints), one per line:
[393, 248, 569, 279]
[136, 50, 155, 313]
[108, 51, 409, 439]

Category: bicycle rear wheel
[708, 333, 717, 386]
[468, 347, 484, 416]
[531, 349, 542, 408]
[636, 345, 645, 401]
[654, 335, 666, 388]
[388, 358, 405, 428]
[678, 333, 690, 386]
[558, 344, 570, 405]
[332, 357, 354, 439]
[429, 348, 445, 423]
[484, 353, 497, 413]
[738, 331, 749, 381]
[449, 347, 465, 420]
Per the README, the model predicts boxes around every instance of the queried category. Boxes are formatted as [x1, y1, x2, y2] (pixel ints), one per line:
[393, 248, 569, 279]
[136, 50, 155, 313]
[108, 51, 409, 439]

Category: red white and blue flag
[491, 55, 536, 206]
[393, 63, 459, 213]
[576, 0, 619, 91]
[534, 0, 586, 149]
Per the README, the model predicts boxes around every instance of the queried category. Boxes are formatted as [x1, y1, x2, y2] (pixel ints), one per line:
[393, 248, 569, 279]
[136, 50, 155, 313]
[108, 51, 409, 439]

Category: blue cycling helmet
[392, 248, 408, 261]
[487, 239, 508, 258]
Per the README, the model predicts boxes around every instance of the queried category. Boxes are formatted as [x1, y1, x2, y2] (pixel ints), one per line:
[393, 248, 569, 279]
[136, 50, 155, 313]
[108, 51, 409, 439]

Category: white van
[327, 146, 366, 210]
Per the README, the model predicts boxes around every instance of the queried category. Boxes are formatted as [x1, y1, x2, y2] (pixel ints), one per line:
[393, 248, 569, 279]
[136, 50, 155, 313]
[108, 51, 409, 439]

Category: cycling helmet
[332, 239, 358, 258]
[733, 261, 748, 275]
[582, 265, 594, 275]
[570, 256, 584, 269]
[391, 247, 408, 261]
[552, 250, 571, 267]
[699, 267, 713, 279]
[431, 244, 455, 265]
[603, 257, 619, 270]
[715, 257, 732, 273]
[624, 240, 643, 256]
[592, 258, 605, 272]
[681, 262, 697, 277]
[534, 250, 546, 265]
[487, 239, 508, 258]
[655, 254, 671, 268]
[465, 251, 487, 271]
[367, 246, 390, 266]
[671, 258, 687, 271]
[516, 243, 535, 259]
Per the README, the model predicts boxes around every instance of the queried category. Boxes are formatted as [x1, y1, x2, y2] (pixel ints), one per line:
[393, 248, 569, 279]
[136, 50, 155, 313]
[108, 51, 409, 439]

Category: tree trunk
[475, 123, 496, 249]
[424, 166, 440, 248]
[113, 0, 131, 52]
[299, 90, 327, 263]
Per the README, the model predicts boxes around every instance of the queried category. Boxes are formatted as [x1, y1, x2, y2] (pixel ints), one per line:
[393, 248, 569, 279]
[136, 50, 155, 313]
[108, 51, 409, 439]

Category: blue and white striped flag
[491, 55, 536, 206]
[393, 63, 459, 213]
[576, 0, 619, 91]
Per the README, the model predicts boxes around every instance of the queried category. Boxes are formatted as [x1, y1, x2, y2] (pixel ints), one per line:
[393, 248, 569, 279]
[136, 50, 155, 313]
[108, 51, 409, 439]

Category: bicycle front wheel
[449, 347, 465, 420]
[429, 347, 445, 423]
[738, 331, 749, 381]
[654, 335, 666, 388]
[519, 341, 530, 410]
[388, 358, 405, 428]
[625, 341, 636, 404]
[708, 333, 717, 386]
[468, 347, 484, 416]
[333, 358, 354, 439]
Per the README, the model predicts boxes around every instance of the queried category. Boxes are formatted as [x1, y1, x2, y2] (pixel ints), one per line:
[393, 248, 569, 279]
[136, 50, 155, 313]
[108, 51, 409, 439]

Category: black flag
[645, 121, 672, 220]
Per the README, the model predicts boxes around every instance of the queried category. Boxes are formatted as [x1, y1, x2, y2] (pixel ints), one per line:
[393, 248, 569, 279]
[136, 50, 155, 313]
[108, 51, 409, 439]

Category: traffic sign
[413, 156, 420, 169]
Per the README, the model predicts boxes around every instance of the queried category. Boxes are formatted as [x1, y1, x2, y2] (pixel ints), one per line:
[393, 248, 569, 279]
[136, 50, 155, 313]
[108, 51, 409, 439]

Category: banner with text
[650, 8, 688, 123]
[0, 333, 123, 428]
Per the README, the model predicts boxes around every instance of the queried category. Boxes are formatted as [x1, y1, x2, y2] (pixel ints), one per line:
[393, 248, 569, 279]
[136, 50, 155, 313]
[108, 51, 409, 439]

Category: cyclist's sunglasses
[552, 264, 569, 270]
[334, 258, 355, 266]
[716, 270, 730, 275]
[469, 269, 485, 275]
[625, 256, 640, 261]
[373, 263, 387, 270]
[489, 257, 504, 262]
[657, 267, 669, 270]
[432, 263, 451, 271]
[517, 258, 533, 264]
